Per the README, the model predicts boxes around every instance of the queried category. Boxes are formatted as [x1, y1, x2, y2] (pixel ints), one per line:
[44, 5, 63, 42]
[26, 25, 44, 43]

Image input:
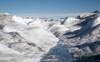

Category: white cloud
[16, 13, 83, 18]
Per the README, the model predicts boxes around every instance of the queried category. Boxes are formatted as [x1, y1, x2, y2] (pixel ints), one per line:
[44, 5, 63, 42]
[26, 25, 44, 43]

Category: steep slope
[0, 13, 59, 62]
[40, 10, 100, 62]
[0, 10, 100, 62]
[65, 10, 100, 62]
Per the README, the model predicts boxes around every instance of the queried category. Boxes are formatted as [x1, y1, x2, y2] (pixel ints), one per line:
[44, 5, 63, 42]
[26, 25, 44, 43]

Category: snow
[18, 27, 59, 51]
[3, 13, 10, 15]
[0, 10, 100, 62]
[0, 13, 59, 62]
[0, 44, 21, 54]
[12, 15, 27, 25]
[76, 13, 96, 19]
[63, 17, 79, 26]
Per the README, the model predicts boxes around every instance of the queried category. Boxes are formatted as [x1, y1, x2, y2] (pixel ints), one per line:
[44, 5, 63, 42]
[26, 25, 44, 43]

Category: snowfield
[0, 10, 100, 62]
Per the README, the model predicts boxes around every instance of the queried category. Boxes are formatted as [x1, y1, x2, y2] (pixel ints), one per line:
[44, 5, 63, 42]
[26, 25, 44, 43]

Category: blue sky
[0, 0, 100, 18]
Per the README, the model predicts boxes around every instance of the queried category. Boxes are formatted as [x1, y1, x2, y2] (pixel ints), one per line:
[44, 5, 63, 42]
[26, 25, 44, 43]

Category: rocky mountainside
[0, 10, 100, 62]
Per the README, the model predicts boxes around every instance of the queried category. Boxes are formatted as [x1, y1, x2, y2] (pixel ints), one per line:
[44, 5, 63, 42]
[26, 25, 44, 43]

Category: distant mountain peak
[93, 10, 100, 13]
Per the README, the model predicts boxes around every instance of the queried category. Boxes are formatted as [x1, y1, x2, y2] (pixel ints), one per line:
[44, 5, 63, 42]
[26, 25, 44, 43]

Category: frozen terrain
[0, 10, 100, 62]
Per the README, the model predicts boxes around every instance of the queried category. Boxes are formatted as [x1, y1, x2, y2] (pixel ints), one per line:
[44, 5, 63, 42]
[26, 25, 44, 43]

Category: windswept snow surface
[0, 13, 59, 62]
[0, 10, 100, 62]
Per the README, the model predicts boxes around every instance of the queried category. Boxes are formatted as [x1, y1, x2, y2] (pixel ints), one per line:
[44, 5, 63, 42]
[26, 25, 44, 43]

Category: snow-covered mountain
[0, 10, 100, 62]
[0, 13, 58, 62]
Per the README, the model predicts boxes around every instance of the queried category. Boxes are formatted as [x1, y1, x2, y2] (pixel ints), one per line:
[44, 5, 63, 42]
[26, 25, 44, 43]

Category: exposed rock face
[93, 10, 100, 13]
[0, 25, 4, 30]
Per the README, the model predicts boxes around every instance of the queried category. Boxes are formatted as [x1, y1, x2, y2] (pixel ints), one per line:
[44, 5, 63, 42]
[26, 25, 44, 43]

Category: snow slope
[0, 13, 58, 62]
[40, 10, 100, 62]
[0, 10, 100, 62]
